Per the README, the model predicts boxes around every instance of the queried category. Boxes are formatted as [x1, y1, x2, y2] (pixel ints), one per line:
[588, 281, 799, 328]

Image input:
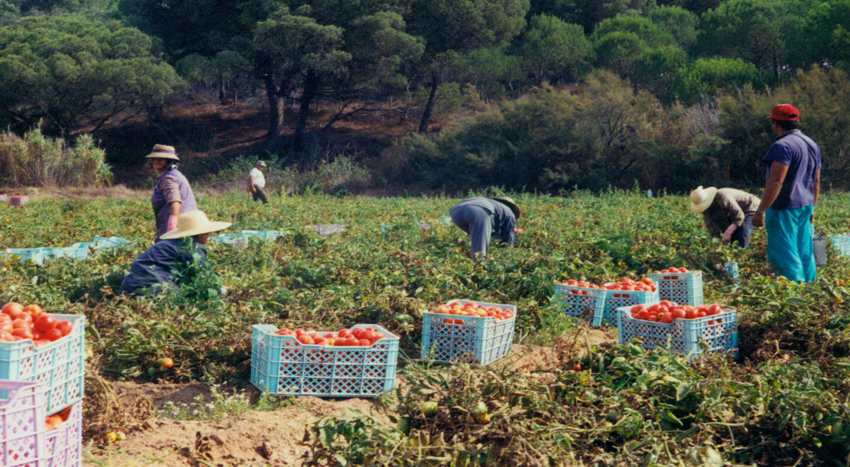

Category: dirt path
[84, 330, 616, 467]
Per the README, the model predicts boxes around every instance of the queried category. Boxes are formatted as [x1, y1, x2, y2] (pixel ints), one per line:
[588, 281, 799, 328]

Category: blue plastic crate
[553, 284, 607, 326]
[600, 286, 659, 327]
[421, 300, 516, 365]
[91, 236, 132, 250]
[240, 230, 286, 241]
[617, 304, 737, 360]
[305, 225, 346, 236]
[0, 314, 85, 414]
[251, 324, 399, 397]
[830, 235, 850, 257]
[5, 248, 46, 265]
[647, 271, 703, 306]
[50, 247, 89, 261]
[716, 262, 740, 284]
[0, 380, 48, 467]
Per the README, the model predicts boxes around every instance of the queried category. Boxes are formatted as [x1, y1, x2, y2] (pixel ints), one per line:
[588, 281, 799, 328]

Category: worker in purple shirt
[450, 197, 522, 261]
[752, 104, 822, 283]
[146, 144, 199, 242]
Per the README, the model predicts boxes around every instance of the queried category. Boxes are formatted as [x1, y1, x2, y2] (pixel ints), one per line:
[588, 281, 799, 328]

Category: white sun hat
[689, 186, 718, 213]
[160, 210, 232, 240]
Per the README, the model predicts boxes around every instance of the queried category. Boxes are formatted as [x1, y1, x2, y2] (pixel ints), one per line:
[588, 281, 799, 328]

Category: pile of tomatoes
[556, 278, 657, 292]
[275, 327, 386, 347]
[428, 302, 515, 321]
[555, 279, 601, 289]
[0, 302, 74, 345]
[629, 301, 726, 324]
[653, 267, 691, 274]
[44, 406, 73, 431]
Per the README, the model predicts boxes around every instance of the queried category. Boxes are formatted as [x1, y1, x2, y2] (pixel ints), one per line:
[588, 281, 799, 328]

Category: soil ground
[83, 329, 615, 467]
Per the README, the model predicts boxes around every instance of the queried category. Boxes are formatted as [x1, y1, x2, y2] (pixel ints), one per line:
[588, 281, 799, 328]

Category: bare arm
[752, 162, 789, 227]
[248, 175, 257, 193]
[169, 201, 181, 216]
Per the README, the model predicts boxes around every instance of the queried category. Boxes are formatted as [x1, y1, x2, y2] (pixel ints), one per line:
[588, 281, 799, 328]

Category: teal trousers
[765, 205, 816, 283]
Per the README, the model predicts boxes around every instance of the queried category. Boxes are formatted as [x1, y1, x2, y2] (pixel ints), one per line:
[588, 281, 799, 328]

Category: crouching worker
[449, 197, 522, 261]
[120, 211, 231, 296]
[690, 186, 760, 248]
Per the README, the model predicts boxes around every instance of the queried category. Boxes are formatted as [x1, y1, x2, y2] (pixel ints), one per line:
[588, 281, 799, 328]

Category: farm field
[1, 189, 850, 466]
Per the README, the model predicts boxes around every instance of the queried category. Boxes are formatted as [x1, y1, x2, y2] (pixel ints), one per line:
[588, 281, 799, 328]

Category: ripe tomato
[158, 357, 174, 369]
[23, 305, 43, 319]
[56, 320, 73, 337]
[673, 309, 686, 319]
[15, 313, 32, 323]
[1, 302, 24, 318]
[572, 364, 582, 371]
[708, 304, 723, 315]
[11, 328, 32, 340]
[697, 311, 707, 318]
[43, 328, 62, 342]
[685, 309, 698, 319]
[358, 339, 371, 346]
[58, 406, 72, 421]
[35, 315, 57, 333]
[11, 319, 30, 330]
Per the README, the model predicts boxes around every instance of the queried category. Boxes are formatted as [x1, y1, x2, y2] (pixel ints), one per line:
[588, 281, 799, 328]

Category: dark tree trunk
[264, 74, 286, 152]
[293, 70, 319, 153]
[418, 72, 440, 134]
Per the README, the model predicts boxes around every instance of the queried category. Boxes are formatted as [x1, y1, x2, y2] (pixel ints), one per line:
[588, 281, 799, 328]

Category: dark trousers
[252, 188, 268, 204]
[731, 214, 754, 248]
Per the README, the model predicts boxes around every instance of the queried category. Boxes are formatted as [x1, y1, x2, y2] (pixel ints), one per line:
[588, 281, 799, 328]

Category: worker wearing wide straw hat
[690, 186, 760, 248]
[752, 104, 822, 283]
[146, 144, 198, 242]
[449, 196, 523, 261]
[119, 211, 231, 296]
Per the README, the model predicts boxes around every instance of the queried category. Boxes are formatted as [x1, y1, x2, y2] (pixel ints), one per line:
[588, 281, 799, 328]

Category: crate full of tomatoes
[421, 300, 516, 366]
[647, 267, 704, 306]
[0, 302, 85, 413]
[599, 278, 660, 326]
[44, 401, 82, 467]
[553, 280, 606, 326]
[617, 301, 737, 360]
[251, 324, 399, 397]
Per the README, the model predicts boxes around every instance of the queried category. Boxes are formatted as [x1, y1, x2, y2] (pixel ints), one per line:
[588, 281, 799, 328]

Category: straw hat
[160, 210, 231, 240]
[145, 144, 179, 161]
[490, 196, 521, 219]
[689, 186, 718, 213]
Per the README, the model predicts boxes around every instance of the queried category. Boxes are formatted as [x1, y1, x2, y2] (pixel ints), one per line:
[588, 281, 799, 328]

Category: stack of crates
[647, 270, 703, 306]
[599, 286, 660, 327]
[0, 314, 85, 467]
[553, 283, 606, 326]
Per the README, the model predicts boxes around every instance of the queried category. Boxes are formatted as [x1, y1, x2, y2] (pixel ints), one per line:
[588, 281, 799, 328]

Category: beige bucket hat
[160, 210, 232, 240]
[145, 144, 180, 161]
[490, 196, 521, 219]
[689, 186, 718, 213]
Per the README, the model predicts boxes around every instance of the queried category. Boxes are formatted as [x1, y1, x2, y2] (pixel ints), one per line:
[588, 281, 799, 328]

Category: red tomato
[0, 314, 11, 323]
[1, 302, 23, 318]
[11, 319, 30, 330]
[34, 315, 57, 333]
[15, 313, 32, 323]
[43, 329, 63, 341]
[358, 339, 371, 346]
[0, 331, 13, 341]
[11, 328, 33, 339]
[298, 335, 315, 345]
[673, 309, 686, 319]
[685, 309, 698, 319]
[637, 311, 649, 320]
[697, 311, 707, 318]
[659, 312, 675, 324]
[32, 331, 42, 340]
[708, 304, 723, 315]
[56, 321, 73, 337]
[23, 305, 43, 319]
[572, 364, 582, 371]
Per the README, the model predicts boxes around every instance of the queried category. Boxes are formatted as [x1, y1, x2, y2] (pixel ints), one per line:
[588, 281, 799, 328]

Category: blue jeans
[765, 205, 816, 283]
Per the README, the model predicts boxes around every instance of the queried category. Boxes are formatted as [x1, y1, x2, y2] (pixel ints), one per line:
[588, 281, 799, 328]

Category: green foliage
[0, 128, 112, 187]
[516, 14, 592, 84]
[674, 56, 761, 104]
[786, 0, 850, 72]
[0, 15, 182, 136]
[648, 4, 698, 48]
[531, 0, 657, 33]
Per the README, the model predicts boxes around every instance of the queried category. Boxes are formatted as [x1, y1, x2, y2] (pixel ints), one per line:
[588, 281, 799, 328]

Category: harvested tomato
[56, 320, 73, 337]
[35, 314, 57, 333]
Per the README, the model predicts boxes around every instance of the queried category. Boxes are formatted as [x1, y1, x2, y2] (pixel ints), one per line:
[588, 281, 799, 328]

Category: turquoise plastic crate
[421, 300, 516, 365]
[0, 379, 48, 467]
[553, 284, 607, 326]
[305, 224, 346, 235]
[251, 324, 398, 397]
[716, 262, 740, 284]
[0, 314, 85, 414]
[647, 271, 703, 306]
[49, 247, 89, 261]
[239, 230, 285, 241]
[91, 236, 132, 250]
[617, 305, 738, 360]
[830, 235, 850, 257]
[600, 286, 659, 327]
[45, 400, 82, 467]
[5, 248, 46, 265]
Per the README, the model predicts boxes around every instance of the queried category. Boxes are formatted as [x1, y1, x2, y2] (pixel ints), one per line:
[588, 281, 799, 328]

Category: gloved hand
[721, 224, 738, 244]
[167, 215, 179, 232]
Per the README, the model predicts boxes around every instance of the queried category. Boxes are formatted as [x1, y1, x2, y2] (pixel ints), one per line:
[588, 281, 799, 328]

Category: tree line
[1, 0, 849, 189]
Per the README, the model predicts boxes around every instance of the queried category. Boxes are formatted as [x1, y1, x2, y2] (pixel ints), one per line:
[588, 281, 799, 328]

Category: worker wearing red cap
[752, 104, 822, 283]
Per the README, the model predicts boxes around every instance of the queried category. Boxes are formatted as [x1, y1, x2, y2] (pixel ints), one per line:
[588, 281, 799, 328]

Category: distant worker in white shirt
[247, 160, 268, 204]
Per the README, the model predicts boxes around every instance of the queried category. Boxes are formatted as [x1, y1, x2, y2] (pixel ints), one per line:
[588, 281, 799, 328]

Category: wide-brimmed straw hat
[689, 186, 718, 213]
[145, 144, 180, 161]
[160, 210, 231, 240]
[490, 196, 521, 219]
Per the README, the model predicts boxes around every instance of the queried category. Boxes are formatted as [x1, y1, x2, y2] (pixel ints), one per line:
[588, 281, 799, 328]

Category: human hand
[721, 233, 732, 244]
[167, 215, 178, 232]
[752, 213, 764, 228]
